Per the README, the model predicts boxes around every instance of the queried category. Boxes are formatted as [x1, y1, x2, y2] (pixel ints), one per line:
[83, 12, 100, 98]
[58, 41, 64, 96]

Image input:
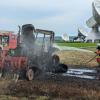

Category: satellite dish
[78, 27, 88, 37]
[61, 33, 69, 41]
[85, 0, 100, 43]
[76, 27, 88, 42]
[93, 0, 100, 24]
[86, 17, 97, 28]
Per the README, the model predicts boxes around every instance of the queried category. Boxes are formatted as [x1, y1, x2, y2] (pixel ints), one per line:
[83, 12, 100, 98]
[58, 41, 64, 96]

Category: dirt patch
[0, 73, 100, 99]
[56, 51, 98, 67]
[6, 74, 100, 100]
[0, 79, 12, 95]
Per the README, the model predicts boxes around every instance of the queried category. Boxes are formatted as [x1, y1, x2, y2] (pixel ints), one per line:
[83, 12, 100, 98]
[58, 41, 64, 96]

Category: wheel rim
[27, 69, 34, 81]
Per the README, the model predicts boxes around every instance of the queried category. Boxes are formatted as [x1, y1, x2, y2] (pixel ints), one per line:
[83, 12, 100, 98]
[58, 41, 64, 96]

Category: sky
[0, 0, 93, 36]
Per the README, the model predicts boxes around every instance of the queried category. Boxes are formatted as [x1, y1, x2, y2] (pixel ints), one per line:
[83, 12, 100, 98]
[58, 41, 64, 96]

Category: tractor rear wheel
[26, 69, 34, 81]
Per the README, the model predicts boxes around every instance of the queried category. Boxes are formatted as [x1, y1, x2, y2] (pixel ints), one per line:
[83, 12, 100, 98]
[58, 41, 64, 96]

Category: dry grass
[56, 50, 98, 67]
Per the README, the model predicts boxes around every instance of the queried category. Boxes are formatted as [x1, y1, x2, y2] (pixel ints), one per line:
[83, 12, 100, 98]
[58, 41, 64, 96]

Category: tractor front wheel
[26, 69, 34, 81]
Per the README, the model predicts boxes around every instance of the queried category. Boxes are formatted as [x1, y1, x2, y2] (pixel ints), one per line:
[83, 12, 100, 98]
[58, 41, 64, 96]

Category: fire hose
[84, 54, 98, 64]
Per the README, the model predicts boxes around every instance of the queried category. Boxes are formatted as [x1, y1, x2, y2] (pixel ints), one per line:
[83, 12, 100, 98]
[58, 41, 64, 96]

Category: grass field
[54, 42, 98, 67]
[56, 42, 97, 48]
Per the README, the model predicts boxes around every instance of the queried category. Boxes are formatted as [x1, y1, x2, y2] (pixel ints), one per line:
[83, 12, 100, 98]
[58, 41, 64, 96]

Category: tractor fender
[51, 54, 60, 66]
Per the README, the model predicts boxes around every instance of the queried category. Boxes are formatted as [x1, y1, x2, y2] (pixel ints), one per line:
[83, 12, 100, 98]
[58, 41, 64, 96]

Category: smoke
[21, 27, 54, 71]
[19, 25, 68, 74]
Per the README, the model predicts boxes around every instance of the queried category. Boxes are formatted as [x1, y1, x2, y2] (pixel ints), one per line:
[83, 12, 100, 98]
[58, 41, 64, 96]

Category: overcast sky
[0, 0, 93, 36]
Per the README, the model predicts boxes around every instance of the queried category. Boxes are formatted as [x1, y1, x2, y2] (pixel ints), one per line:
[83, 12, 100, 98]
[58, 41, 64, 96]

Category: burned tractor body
[0, 31, 17, 58]
[0, 24, 68, 81]
[0, 31, 17, 77]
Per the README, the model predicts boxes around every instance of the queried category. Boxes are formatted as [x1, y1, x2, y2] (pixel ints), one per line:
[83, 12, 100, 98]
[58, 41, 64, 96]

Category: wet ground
[46, 67, 100, 81]
[7, 68, 100, 99]
[63, 68, 98, 80]
[0, 67, 99, 100]
[0, 66, 100, 99]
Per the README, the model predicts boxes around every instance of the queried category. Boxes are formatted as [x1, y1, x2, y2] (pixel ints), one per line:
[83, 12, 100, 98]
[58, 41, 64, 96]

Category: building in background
[55, 36, 75, 42]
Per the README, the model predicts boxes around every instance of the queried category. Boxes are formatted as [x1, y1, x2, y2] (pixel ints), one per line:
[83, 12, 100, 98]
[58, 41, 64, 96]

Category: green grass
[57, 42, 97, 48]
[0, 95, 28, 100]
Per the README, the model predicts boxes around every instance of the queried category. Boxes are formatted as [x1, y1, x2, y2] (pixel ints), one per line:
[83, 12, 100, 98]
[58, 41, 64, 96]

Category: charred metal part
[22, 24, 35, 49]
[17, 26, 21, 47]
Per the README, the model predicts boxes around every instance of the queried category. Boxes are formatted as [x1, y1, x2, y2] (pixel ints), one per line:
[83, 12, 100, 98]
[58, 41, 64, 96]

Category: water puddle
[63, 68, 99, 80]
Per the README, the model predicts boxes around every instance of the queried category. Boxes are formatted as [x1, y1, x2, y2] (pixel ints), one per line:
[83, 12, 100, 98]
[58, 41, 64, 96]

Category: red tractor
[0, 24, 68, 81]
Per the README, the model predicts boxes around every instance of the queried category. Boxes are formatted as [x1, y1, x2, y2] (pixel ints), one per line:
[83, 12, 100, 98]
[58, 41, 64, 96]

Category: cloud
[0, 0, 93, 36]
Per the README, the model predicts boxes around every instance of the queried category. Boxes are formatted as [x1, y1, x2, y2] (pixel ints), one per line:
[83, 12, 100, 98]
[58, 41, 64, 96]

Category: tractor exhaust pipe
[17, 25, 21, 47]
[21, 24, 35, 45]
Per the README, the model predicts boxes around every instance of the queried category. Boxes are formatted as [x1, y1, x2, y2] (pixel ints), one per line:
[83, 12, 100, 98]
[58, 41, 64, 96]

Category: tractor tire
[52, 55, 60, 66]
[26, 68, 34, 81]
[54, 63, 68, 73]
